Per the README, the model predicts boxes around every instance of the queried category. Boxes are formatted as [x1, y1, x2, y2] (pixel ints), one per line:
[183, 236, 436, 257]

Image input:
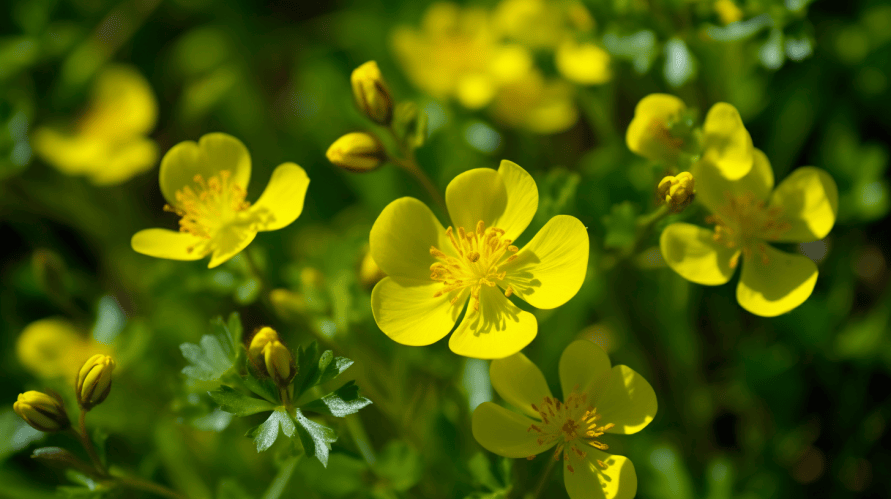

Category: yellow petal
[564, 449, 637, 499]
[736, 244, 818, 317]
[502, 215, 589, 309]
[700, 102, 754, 180]
[559, 339, 612, 403]
[556, 40, 612, 86]
[207, 225, 258, 268]
[249, 163, 310, 232]
[131, 228, 207, 261]
[445, 160, 538, 242]
[766, 167, 838, 243]
[80, 65, 157, 139]
[596, 365, 658, 435]
[693, 148, 775, 215]
[159, 133, 251, 208]
[371, 277, 467, 346]
[370, 197, 450, 280]
[660, 223, 739, 285]
[32, 128, 103, 175]
[490, 353, 552, 418]
[472, 402, 553, 458]
[449, 286, 537, 359]
[17, 318, 93, 379]
[87, 138, 159, 185]
[625, 94, 686, 163]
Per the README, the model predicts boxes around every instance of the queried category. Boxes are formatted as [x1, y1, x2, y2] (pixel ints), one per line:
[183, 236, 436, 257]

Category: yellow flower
[131, 133, 310, 268]
[714, 0, 744, 25]
[660, 150, 838, 316]
[555, 39, 612, 86]
[32, 65, 159, 185]
[627, 95, 754, 179]
[472, 340, 657, 499]
[16, 318, 105, 379]
[492, 0, 567, 48]
[490, 71, 579, 134]
[370, 160, 589, 359]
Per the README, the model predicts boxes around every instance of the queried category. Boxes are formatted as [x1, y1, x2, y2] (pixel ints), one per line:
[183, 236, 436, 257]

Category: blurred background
[1, 0, 889, 497]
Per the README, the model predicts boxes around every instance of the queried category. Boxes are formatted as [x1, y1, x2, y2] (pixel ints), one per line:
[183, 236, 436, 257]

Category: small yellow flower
[16, 318, 105, 379]
[131, 133, 310, 268]
[76, 354, 116, 410]
[490, 71, 579, 134]
[370, 160, 589, 359]
[626, 94, 689, 164]
[555, 39, 612, 86]
[472, 340, 656, 499]
[660, 150, 839, 316]
[714, 0, 744, 25]
[14, 391, 70, 433]
[32, 65, 159, 185]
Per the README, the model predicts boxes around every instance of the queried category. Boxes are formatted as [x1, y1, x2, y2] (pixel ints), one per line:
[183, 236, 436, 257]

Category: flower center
[526, 389, 614, 473]
[429, 220, 518, 312]
[164, 171, 251, 249]
[706, 191, 791, 267]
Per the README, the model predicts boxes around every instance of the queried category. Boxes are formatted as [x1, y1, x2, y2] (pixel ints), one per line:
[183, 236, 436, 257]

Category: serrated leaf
[247, 410, 295, 453]
[302, 381, 372, 418]
[317, 356, 354, 386]
[209, 386, 276, 417]
[242, 372, 279, 404]
[292, 409, 337, 467]
[291, 342, 320, 397]
[181, 318, 238, 382]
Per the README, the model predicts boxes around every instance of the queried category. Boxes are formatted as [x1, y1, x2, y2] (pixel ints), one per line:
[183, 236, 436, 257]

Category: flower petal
[737, 244, 818, 317]
[370, 197, 450, 280]
[502, 215, 588, 309]
[371, 277, 467, 346]
[87, 138, 159, 185]
[159, 133, 251, 207]
[564, 449, 637, 499]
[445, 160, 538, 241]
[250, 163, 310, 232]
[449, 287, 537, 359]
[625, 93, 686, 163]
[207, 225, 258, 268]
[472, 402, 554, 458]
[559, 340, 612, 404]
[660, 223, 739, 286]
[81, 65, 157, 139]
[694, 148, 774, 215]
[700, 102, 754, 180]
[556, 41, 611, 86]
[131, 228, 207, 261]
[490, 353, 553, 418]
[766, 167, 838, 243]
[596, 366, 658, 435]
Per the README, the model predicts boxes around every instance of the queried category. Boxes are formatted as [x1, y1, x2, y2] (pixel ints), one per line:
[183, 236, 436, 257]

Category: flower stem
[77, 410, 108, 477]
[386, 128, 447, 213]
[526, 457, 558, 499]
[117, 475, 187, 499]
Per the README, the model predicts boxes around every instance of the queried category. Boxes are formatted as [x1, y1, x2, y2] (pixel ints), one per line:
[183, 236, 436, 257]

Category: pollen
[429, 220, 519, 312]
[707, 191, 791, 266]
[163, 170, 252, 251]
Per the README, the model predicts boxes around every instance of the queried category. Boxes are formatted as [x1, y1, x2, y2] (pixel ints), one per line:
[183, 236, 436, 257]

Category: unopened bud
[393, 102, 428, 149]
[657, 172, 695, 212]
[249, 327, 293, 386]
[76, 354, 115, 410]
[326, 132, 387, 173]
[351, 61, 394, 125]
[13, 391, 69, 432]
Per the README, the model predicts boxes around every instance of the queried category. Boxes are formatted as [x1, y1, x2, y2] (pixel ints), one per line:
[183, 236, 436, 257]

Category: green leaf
[0, 409, 43, 461]
[209, 386, 276, 417]
[226, 312, 243, 350]
[292, 409, 337, 467]
[180, 316, 240, 382]
[247, 410, 295, 453]
[216, 478, 252, 499]
[317, 355, 354, 386]
[291, 342, 320, 397]
[30, 447, 95, 475]
[302, 381, 372, 418]
[242, 372, 279, 404]
[603, 201, 639, 250]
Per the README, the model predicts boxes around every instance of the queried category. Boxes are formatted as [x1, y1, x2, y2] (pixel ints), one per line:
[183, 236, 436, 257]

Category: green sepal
[302, 381, 372, 418]
[208, 386, 276, 417]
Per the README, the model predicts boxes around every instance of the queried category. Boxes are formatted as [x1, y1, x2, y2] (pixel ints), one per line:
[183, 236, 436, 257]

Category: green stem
[261, 454, 301, 499]
[386, 128, 447, 213]
[117, 476, 187, 499]
[77, 410, 107, 477]
[526, 458, 557, 499]
[345, 414, 376, 465]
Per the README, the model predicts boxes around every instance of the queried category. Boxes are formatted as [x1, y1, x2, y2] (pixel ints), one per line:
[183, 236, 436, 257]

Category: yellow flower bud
[76, 354, 115, 410]
[326, 132, 387, 173]
[657, 172, 695, 212]
[13, 391, 69, 432]
[249, 327, 293, 385]
[351, 61, 393, 125]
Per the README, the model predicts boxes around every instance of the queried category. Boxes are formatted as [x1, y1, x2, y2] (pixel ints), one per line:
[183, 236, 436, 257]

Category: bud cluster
[657, 172, 695, 213]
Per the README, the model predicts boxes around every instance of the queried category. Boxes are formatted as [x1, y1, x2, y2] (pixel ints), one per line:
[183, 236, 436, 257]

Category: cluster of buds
[13, 353, 116, 433]
[657, 172, 695, 212]
[249, 327, 294, 388]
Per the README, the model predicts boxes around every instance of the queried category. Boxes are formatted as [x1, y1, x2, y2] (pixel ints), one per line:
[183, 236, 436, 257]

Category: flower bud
[326, 132, 387, 173]
[249, 327, 293, 386]
[351, 61, 393, 125]
[76, 354, 115, 410]
[13, 391, 70, 432]
[657, 172, 695, 212]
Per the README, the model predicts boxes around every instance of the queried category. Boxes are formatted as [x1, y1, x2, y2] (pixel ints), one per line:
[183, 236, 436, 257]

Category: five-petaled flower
[472, 339, 657, 499]
[370, 160, 589, 359]
[131, 133, 310, 268]
[660, 149, 838, 316]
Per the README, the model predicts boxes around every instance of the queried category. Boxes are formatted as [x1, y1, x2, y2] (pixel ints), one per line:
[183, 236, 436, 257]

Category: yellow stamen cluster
[526, 387, 615, 473]
[164, 170, 251, 249]
[429, 220, 519, 312]
[706, 191, 791, 267]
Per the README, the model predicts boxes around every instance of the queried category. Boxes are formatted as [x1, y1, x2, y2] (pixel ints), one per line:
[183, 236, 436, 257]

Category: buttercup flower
[370, 160, 589, 359]
[472, 340, 657, 499]
[555, 40, 612, 86]
[660, 149, 838, 316]
[627, 94, 753, 179]
[131, 133, 310, 268]
[32, 65, 159, 185]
